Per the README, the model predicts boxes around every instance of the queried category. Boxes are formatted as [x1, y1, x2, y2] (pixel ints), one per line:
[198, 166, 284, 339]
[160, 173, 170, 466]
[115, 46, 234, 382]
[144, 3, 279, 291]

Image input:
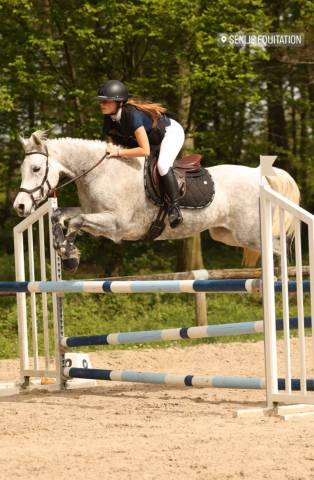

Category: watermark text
[218, 33, 304, 47]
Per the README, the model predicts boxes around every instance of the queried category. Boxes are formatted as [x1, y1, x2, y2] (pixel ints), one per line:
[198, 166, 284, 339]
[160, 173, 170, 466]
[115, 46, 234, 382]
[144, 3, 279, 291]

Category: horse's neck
[47, 139, 145, 196]
[47, 138, 107, 177]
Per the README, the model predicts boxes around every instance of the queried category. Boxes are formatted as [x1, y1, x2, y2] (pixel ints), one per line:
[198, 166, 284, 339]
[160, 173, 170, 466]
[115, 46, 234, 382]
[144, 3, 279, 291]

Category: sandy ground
[1, 341, 314, 480]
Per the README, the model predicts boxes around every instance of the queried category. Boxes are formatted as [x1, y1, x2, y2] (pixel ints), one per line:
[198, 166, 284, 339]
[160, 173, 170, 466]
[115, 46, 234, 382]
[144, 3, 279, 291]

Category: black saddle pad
[179, 169, 215, 208]
[144, 157, 215, 209]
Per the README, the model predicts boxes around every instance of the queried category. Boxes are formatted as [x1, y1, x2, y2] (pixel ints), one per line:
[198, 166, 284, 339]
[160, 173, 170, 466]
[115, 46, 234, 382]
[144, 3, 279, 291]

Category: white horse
[14, 130, 300, 271]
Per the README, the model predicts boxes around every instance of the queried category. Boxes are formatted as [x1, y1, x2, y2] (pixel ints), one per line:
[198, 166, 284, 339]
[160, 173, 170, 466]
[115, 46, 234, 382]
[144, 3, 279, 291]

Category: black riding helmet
[96, 80, 128, 102]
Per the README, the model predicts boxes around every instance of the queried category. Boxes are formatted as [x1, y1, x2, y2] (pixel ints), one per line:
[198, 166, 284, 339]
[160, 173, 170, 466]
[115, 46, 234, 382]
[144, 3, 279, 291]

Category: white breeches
[157, 119, 185, 176]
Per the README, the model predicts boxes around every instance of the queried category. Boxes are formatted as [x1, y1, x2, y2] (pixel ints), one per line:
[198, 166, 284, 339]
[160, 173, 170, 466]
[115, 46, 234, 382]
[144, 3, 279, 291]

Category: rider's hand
[106, 145, 120, 158]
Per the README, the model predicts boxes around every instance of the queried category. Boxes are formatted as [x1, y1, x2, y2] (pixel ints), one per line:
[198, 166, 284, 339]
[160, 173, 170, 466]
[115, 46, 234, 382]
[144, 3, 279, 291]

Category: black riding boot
[161, 168, 183, 228]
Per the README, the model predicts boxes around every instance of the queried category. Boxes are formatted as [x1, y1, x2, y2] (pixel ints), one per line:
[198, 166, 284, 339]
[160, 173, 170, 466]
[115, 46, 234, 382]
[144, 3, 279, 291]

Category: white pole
[260, 155, 279, 407]
[48, 198, 63, 389]
[39, 216, 50, 371]
[27, 225, 39, 372]
[279, 208, 291, 393]
[308, 219, 314, 368]
[294, 219, 307, 394]
[13, 227, 29, 384]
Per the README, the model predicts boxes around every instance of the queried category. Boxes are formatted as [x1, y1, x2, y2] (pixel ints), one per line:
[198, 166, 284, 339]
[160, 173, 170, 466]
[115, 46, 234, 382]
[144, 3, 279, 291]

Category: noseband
[19, 147, 52, 209]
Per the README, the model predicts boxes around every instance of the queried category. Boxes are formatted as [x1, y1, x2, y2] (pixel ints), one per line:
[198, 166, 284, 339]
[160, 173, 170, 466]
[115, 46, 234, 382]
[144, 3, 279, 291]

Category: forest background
[0, 0, 313, 275]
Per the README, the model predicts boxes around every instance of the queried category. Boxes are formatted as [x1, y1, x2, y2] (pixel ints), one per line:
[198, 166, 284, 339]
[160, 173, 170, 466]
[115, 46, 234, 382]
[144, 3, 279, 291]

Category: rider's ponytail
[126, 98, 167, 127]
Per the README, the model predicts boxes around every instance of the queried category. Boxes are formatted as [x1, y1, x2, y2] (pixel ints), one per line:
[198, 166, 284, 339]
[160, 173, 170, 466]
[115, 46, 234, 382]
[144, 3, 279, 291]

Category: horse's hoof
[62, 256, 80, 272]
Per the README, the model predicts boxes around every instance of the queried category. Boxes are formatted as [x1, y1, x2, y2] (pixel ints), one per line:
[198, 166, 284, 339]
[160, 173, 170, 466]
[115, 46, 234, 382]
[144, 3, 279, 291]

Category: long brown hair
[126, 98, 167, 127]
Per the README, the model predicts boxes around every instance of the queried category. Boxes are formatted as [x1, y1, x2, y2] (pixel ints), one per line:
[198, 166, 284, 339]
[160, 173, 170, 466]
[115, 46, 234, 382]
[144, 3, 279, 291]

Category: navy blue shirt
[103, 104, 170, 147]
[128, 109, 153, 133]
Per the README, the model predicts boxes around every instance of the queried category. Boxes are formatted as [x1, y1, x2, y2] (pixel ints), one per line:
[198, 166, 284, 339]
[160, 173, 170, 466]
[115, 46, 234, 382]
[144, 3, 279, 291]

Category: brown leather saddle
[142, 148, 215, 240]
[144, 148, 215, 209]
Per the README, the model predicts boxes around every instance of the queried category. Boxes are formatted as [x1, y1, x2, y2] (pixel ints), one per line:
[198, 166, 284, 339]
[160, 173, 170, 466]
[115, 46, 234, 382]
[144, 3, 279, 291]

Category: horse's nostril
[18, 204, 25, 212]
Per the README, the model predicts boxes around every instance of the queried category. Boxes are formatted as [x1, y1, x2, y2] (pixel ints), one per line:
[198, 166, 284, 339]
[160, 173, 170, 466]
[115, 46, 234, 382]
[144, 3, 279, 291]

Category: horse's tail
[242, 169, 301, 267]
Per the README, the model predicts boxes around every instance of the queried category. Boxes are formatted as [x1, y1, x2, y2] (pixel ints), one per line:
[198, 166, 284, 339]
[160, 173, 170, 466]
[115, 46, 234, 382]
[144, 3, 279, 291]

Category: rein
[53, 152, 108, 192]
[19, 148, 108, 207]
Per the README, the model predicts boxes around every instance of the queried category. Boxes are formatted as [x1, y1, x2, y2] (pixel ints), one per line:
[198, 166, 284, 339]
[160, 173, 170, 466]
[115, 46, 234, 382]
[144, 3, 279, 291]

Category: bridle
[19, 145, 108, 209]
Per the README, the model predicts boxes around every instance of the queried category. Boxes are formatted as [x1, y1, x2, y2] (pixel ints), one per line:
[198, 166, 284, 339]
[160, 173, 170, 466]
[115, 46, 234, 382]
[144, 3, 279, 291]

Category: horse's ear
[41, 128, 52, 139]
[18, 134, 28, 150]
[31, 129, 50, 146]
[32, 132, 42, 146]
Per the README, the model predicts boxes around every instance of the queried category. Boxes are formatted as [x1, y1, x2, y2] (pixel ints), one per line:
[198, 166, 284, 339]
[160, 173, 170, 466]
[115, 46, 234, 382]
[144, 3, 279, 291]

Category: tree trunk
[176, 57, 204, 272]
[27, 96, 34, 129]
[63, 40, 85, 128]
[177, 234, 204, 272]
[264, 0, 290, 170]
[290, 84, 297, 156]
[212, 97, 222, 161]
[266, 58, 289, 170]
[308, 64, 314, 140]
[231, 101, 246, 161]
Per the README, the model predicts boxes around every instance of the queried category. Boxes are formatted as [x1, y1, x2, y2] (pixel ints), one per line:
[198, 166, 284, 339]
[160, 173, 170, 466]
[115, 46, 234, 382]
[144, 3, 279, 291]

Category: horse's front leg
[61, 211, 122, 272]
[52, 207, 84, 228]
[66, 211, 121, 241]
[51, 207, 84, 271]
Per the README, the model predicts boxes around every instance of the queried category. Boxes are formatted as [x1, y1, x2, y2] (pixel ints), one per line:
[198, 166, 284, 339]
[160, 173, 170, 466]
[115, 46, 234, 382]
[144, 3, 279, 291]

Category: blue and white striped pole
[0, 279, 310, 294]
[63, 367, 314, 391]
[61, 317, 312, 348]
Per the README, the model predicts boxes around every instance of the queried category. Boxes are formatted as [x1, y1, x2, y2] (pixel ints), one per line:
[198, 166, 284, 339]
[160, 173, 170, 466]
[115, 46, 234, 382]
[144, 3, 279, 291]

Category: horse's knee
[68, 215, 84, 233]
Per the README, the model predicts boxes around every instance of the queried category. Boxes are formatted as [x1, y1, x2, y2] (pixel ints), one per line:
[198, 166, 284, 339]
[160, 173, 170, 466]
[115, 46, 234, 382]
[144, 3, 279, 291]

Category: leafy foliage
[0, 0, 313, 265]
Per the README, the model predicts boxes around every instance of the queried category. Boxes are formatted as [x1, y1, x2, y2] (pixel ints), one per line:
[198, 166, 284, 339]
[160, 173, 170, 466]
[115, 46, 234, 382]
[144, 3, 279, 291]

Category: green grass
[0, 290, 260, 358]
[0, 251, 311, 359]
[0, 282, 310, 359]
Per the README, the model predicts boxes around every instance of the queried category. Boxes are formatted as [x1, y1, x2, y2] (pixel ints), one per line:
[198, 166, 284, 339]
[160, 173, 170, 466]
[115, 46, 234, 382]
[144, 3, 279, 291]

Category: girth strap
[142, 207, 168, 241]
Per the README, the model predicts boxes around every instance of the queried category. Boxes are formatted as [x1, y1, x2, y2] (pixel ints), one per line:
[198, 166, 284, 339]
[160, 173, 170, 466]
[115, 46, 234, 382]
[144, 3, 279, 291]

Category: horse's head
[14, 130, 59, 217]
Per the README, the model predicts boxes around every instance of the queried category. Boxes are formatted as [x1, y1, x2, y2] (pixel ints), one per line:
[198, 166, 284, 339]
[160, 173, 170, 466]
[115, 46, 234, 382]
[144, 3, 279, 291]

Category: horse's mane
[25, 130, 105, 146]
[45, 136, 142, 170]
[47, 138, 105, 145]
[27, 130, 139, 170]
[28, 130, 105, 147]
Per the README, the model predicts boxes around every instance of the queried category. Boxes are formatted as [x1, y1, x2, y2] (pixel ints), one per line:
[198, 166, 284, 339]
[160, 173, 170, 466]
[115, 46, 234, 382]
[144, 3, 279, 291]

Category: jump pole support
[193, 269, 209, 326]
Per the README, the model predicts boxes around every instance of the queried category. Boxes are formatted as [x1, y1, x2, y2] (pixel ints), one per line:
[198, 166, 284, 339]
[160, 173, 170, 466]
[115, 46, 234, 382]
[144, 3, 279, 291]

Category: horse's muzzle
[16, 203, 26, 217]
[13, 194, 34, 217]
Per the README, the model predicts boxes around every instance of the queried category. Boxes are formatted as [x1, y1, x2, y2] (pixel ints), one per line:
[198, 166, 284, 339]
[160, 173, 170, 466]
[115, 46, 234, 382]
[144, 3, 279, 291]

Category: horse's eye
[33, 166, 41, 173]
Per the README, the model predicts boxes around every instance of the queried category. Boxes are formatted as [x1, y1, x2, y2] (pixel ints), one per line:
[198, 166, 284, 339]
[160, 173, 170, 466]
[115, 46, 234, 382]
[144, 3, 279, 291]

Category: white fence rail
[260, 181, 314, 406]
[13, 198, 63, 388]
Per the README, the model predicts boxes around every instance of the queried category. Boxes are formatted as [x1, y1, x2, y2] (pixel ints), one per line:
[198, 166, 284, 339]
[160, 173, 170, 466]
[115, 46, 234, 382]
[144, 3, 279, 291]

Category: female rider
[96, 80, 185, 228]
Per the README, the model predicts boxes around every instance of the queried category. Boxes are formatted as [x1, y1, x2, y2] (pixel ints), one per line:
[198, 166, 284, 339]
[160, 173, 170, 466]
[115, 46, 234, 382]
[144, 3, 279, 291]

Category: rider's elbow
[143, 147, 150, 156]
